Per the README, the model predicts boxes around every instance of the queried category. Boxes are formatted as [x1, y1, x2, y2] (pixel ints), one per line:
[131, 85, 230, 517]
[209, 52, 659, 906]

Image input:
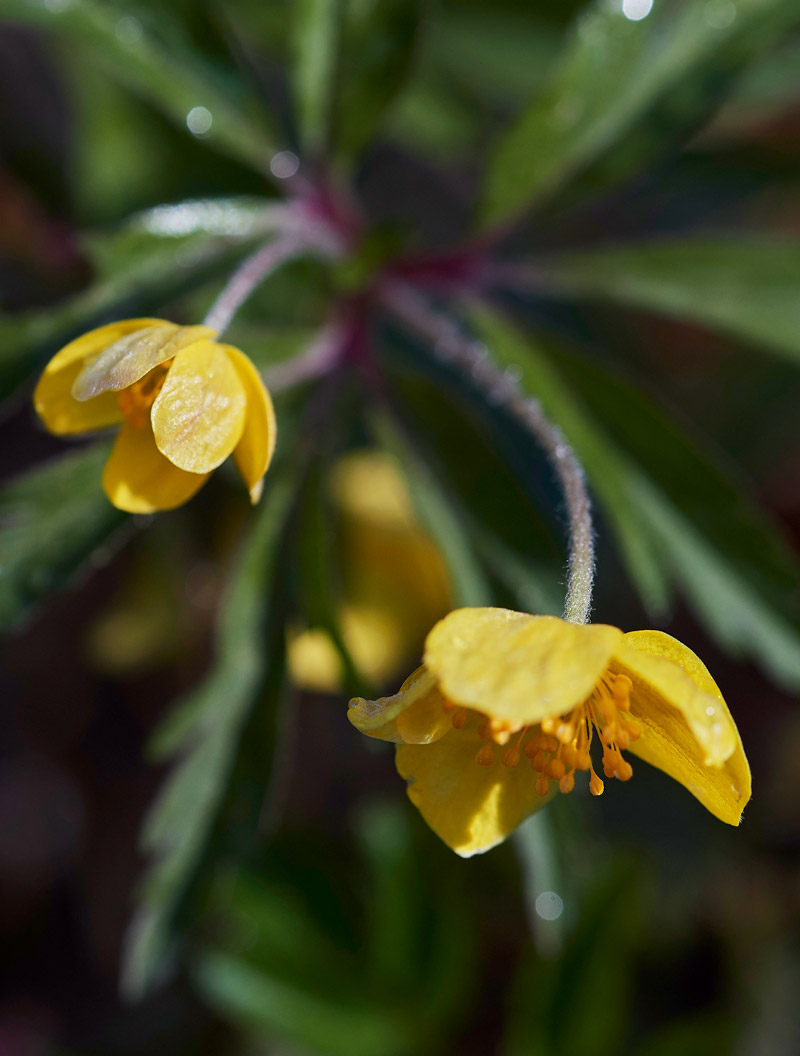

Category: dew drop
[535, 891, 564, 920]
[270, 151, 300, 179]
[186, 106, 213, 136]
[704, 0, 736, 28]
[621, 0, 654, 20]
[115, 15, 143, 44]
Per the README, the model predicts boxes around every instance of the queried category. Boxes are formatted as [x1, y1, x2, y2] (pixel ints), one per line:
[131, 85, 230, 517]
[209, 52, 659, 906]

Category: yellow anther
[451, 708, 467, 729]
[531, 750, 547, 773]
[502, 747, 521, 768]
[559, 771, 575, 795]
[613, 673, 633, 695]
[468, 668, 638, 798]
[476, 744, 495, 767]
[616, 759, 633, 781]
[546, 757, 565, 780]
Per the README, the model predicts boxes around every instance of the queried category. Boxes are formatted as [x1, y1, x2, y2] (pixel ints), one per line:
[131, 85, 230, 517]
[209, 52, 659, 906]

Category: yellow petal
[34, 319, 159, 435]
[330, 451, 419, 530]
[424, 608, 622, 727]
[616, 631, 738, 765]
[150, 340, 247, 473]
[288, 627, 344, 693]
[349, 666, 454, 744]
[613, 630, 751, 825]
[396, 715, 553, 856]
[102, 422, 209, 513]
[72, 322, 217, 400]
[224, 345, 276, 503]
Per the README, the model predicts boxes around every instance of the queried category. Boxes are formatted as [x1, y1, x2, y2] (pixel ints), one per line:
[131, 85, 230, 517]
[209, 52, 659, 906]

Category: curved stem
[262, 324, 346, 394]
[380, 283, 595, 624]
[202, 216, 343, 337]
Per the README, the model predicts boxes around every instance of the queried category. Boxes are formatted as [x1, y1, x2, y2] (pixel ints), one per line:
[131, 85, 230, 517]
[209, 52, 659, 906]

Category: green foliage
[0, 442, 125, 629]
[480, 0, 800, 227]
[333, 0, 424, 160]
[539, 238, 800, 363]
[293, 0, 424, 162]
[292, 0, 340, 156]
[122, 471, 294, 997]
[504, 860, 642, 1056]
[0, 0, 279, 170]
[193, 803, 476, 1056]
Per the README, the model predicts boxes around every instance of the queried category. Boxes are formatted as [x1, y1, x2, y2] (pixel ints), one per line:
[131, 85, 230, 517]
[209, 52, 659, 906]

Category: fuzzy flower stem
[203, 217, 343, 337]
[381, 283, 595, 624]
[262, 324, 346, 394]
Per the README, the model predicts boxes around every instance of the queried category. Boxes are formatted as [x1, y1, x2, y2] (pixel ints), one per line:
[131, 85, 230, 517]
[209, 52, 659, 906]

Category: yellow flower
[349, 607, 751, 856]
[34, 318, 276, 513]
[288, 451, 452, 691]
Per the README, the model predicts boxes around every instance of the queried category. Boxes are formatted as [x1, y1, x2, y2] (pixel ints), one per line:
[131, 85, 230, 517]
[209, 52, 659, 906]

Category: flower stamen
[116, 361, 172, 428]
[459, 669, 640, 799]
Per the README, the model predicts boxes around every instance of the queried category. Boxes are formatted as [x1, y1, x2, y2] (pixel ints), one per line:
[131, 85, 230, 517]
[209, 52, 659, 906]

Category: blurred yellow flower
[288, 451, 452, 691]
[349, 607, 751, 856]
[34, 318, 276, 513]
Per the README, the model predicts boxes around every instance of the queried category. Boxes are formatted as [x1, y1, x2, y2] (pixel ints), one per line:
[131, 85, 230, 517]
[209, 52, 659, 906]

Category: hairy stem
[203, 217, 342, 337]
[263, 324, 346, 393]
[381, 283, 595, 624]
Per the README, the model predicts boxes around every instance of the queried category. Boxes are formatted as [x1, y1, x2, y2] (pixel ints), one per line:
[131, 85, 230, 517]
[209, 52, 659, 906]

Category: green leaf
[122, 470, 295, 998]
[291, 0, 340, 156]
[194, 952, 414, 1056]
[334, 0, 423, 159]
[504, 860, 641, 1056]
[0, 442, 126, 629]
[0, 198, 280, 399]
[537, 237, 800, 363]
[1, 0, 279, 171]
[470, 307, 671, 614]
[480, 0, 800, 229]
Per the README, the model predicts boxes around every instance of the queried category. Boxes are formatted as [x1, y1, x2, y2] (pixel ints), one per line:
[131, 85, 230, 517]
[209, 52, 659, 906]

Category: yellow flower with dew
[288, 450, 452, 691]
[34, 318, 276, 513]
[349, 607, 751, 856]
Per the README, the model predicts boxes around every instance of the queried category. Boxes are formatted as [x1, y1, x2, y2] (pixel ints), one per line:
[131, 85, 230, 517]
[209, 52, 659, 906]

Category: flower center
[116, 361, 172, 428]
[447, 671, 640, 797]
